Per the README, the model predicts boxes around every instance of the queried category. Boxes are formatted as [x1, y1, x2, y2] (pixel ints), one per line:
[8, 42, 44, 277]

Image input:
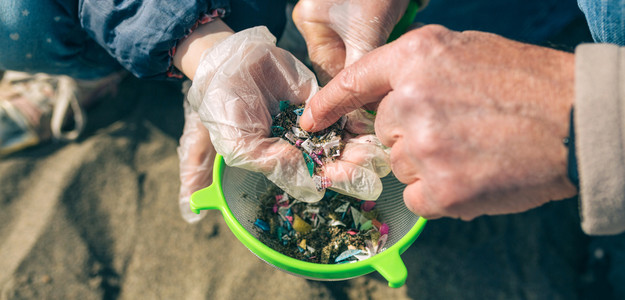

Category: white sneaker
[0, 71, 126, 156]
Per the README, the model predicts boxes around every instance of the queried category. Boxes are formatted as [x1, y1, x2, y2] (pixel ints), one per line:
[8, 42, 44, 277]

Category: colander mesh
[222, 164, 420, 251]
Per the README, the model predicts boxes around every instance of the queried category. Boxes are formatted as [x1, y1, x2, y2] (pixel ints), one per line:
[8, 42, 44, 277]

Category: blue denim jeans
[578, 0, 625, 45]
[0, 0, 286, 80]
[0, 0, 122, 79]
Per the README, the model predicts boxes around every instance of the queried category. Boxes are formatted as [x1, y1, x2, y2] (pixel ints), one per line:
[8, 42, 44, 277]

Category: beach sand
[0, 9, 617, 300]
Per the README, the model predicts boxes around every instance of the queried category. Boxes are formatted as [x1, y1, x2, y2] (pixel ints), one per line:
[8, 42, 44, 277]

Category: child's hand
[187, 27, 389, 202]
[178, 100, 216, 223]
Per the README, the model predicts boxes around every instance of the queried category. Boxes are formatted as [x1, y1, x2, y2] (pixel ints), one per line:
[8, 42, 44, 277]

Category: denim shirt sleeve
[78, 0, 231, 80]
[577, 0, 625, 45]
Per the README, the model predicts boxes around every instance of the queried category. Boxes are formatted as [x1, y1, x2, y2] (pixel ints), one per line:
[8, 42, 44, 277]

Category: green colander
[190, 155, 427, 288]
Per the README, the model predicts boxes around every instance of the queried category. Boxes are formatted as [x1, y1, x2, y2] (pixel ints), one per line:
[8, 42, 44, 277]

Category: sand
[0, 68, 612, 300]
[0, 8, 622, 300]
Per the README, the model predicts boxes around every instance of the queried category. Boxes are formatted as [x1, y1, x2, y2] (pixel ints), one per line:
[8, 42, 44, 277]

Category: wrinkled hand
[187, 26, 390, 203]
[300, 25, 578, 220]
[293, 0, 410, 85]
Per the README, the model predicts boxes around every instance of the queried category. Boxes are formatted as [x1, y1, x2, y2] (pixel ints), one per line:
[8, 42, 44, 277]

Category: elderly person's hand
[300, 25, 578, 220]
[293, 0, 413, 85]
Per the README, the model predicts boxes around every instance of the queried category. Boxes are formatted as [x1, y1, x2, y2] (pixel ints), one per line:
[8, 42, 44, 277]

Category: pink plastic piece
[380, 223, 389, 235]
[310, 153, 324, 166]
[361, 201, 376, 212]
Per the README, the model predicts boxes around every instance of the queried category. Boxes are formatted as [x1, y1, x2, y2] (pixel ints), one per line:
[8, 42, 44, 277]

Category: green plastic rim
[388, 0, 420, 42]
[190, 2, 424, 287]
[191, 155, 427, 288]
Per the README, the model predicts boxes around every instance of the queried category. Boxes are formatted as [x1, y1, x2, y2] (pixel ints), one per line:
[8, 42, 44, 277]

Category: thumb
[296, 22, 346, 86]
[178, 103, 216, 223]
[293, 0, 347, 85]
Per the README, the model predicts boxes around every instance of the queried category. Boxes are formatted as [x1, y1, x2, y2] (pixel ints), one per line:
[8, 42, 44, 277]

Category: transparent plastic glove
[326, 109, 392, 198]
[293, 0, 411, 84]
[187, 26, 388, 202]
[178, 99, 216, 223]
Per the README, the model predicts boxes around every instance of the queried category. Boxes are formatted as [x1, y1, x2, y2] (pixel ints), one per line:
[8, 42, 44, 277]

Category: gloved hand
[326, 108, 391, 198]
[293, 0, 411, 85]
[187, 26, 390, 203]
[178, 98, 216, 223]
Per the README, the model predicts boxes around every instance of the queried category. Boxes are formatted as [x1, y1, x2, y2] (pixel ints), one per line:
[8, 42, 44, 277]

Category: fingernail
[300, 108, 315, 131]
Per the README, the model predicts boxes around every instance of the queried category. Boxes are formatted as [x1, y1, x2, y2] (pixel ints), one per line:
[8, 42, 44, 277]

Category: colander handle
[371, 249, 408, 288]
[190, 184, 225, 214]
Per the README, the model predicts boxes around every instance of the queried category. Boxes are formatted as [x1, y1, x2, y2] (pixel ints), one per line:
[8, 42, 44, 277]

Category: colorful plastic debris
[334, 202, 350, 213]
[361, 201, 376, 212]
[312, 175, 332, 191]
[380, 223, 389, 236]
[372, 219, 382, 230]
[335, 249, 362, 263]
[293, 108, 304, 116]
[359, 220, 373, 231]
[254, 219, 270, 232]
[293, 215, 312, 234]
[299, 239, 307, 249]
[255, 185, 389, 264]
[261, 103, 390, 264]
[270, 102, 346, 180]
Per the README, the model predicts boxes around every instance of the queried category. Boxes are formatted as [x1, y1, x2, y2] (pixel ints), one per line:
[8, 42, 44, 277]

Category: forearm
[173, 19, 234, 80]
